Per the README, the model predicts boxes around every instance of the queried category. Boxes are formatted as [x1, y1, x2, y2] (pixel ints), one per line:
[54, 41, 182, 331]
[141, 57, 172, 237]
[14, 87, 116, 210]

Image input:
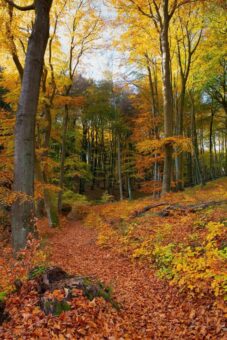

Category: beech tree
[3, 0, 53, 251]
[174, 7, 203, 190]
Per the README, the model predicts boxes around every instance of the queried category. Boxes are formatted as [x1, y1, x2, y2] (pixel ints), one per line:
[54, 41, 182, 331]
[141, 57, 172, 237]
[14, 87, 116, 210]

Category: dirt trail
[49, 220, 225, 339]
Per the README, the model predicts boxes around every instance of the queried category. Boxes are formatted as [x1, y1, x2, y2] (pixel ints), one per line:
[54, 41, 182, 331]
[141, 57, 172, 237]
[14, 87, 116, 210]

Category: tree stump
[28, 266, 118, 315]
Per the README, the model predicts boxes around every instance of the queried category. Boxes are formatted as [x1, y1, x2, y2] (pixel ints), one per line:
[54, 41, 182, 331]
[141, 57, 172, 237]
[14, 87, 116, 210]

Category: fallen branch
[130, 202, 170, 218]
[130, 200, 227, 219]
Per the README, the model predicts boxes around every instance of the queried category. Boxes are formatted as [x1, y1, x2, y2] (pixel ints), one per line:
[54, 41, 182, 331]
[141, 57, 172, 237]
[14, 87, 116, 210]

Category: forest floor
[47, 219, 226, 339]
[0, 178, 227, 339]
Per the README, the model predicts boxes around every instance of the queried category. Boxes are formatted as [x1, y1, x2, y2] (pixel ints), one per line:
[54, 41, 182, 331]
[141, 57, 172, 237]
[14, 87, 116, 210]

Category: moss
[53, 300, 71, 316]
[82, 279, 120, 310]
[43, 299, 71, 316]
[28, 266, 47, 280]
[0, 292, 7, 302]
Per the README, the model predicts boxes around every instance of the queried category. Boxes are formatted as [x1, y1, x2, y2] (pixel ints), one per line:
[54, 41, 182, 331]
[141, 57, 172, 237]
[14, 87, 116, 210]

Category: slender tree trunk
[187, 151, 193, 186]
[175, 27, 202, 189]
[127, 177, 132, 200]
[209, 107, 215, 179]
[225, 117, 227, 175]
[101, 128, 106, 190]
[91, 128, 98, 190]
[190, 91, 205, 186]
[175, 83, 186, 190]
[40, 104, 59, 226]
[12, 0, 53, 252]
[147, 59, 160, 196]
[35, 157, 58, 227]
[58, 104, 69, 212]
[160, 4, 173, 194]
[79, 123, 88, 194]
[146, 60, 158, 135]
[117, 135, 123, 200]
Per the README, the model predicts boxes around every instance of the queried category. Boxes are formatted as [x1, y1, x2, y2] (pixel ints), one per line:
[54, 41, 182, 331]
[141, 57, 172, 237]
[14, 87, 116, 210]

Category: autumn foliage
[83, 178, 227, 299]
[0, 179, 226, 338]
[0, 0, 227, 338]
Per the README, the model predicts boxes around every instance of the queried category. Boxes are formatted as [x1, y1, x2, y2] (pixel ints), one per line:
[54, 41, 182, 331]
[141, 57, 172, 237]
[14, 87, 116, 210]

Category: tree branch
[128, 0, 152, 19]
[4, 0, 35, 11]
[169, 0, 178, 19]
[176, 0, 200, 11]
[130, 200, 227, 219]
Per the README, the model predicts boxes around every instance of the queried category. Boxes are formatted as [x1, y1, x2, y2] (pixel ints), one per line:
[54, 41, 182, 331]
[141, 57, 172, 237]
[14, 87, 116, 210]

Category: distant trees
[110, 0, 226, 194]
[62, 78, 134, 200]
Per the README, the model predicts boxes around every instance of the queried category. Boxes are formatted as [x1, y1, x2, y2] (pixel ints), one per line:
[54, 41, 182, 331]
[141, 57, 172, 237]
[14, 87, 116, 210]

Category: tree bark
[58, 104, 69, 212]
[161, 1, 174, 194]
[175, 83, 186, 191]
[127, 176, 132, 200]
[209, 107, 215, 179]
[12, 0, 53, 252]
[79, 123, 88, 194]
[39, 104, 59, 226]
[190, 91, 205, 186]
[35, 157, 59, 227]
[117, 135, 123, 201]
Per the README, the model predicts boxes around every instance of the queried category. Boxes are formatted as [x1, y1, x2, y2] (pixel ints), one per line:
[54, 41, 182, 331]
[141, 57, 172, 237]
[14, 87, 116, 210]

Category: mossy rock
[34, 267, 120, 315]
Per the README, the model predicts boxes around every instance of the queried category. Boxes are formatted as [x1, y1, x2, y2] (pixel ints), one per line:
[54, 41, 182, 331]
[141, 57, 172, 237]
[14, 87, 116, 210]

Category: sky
[73, 0, 123, 82]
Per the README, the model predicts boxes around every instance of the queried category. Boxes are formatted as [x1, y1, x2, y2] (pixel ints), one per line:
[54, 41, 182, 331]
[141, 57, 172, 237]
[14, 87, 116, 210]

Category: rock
[30, 266, 119, 315]
[61, 203, 72, 216]
[42, 267, 69, 284]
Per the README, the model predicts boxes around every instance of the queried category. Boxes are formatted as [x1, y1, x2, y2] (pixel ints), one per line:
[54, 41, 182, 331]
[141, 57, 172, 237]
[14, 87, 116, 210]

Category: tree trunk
[41, 104, 59, 226]
[117, 135, 123, 200]
[209, 108, 215, 179]
[160, 3, 173, 194]
[127, 176, 132, 200]
[12, 0, 53, 252]
[79, 123, 88, 194]
[35, 158, 59, 227]
[225, 117, 227, 175]
[58, 104, 69, 212]
[190, 91, 205, 186]
[175, 82, 186, 191]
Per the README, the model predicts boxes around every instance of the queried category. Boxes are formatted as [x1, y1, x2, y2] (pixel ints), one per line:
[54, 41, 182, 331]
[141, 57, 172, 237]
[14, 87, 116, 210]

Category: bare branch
[4, 0, 35, 11]
[5, 5, 24, 80]
[191, 29, 203, 55]
[152, 0, 162, 26]
[169, 0, 178, 19]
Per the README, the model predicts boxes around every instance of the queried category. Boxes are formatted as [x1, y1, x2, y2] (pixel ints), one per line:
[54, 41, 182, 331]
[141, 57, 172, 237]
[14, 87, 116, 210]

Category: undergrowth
[83, 178, 227, 300]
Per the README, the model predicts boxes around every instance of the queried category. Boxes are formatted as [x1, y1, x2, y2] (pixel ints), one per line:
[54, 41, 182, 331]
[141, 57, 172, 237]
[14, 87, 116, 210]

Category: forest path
[48, 220, 223, 339]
